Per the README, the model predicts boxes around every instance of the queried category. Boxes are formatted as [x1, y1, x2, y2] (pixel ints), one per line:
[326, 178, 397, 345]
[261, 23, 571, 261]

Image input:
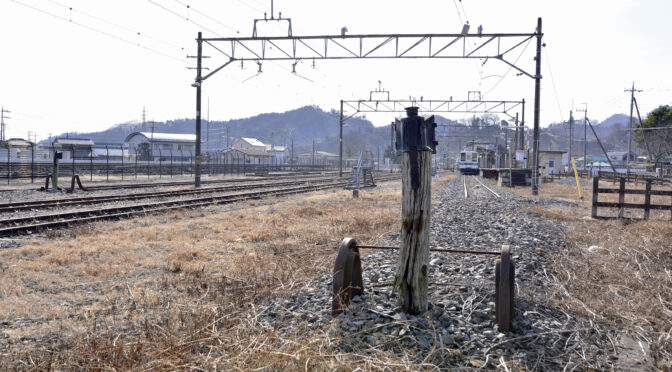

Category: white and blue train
[458, 150, 479, 175]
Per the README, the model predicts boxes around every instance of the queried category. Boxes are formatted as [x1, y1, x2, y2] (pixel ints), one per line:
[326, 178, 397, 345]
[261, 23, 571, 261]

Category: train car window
[471, 153, 477, 162]
[461, 153, 466, 161]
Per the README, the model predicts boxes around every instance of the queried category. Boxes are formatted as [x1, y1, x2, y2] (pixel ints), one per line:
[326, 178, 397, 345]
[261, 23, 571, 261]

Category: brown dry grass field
[0, 176, 451, 370]
[509, 178, 672, 367]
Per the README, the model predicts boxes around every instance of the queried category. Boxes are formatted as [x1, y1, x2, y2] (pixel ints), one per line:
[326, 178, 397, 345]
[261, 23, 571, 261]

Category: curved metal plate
[332, 237, 360, 316]
[495, 245, 515, 332]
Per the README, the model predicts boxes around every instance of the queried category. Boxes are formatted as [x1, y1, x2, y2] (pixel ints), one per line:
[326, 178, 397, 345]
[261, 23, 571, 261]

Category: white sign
[515, 150, 525, 161]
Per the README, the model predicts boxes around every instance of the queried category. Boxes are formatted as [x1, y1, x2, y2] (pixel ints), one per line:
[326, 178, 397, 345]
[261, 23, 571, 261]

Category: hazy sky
[1, 0, 670, 141]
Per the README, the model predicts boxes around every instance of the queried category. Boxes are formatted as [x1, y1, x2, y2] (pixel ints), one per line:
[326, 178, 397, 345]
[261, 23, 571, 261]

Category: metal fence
[0, 145, 337, 184]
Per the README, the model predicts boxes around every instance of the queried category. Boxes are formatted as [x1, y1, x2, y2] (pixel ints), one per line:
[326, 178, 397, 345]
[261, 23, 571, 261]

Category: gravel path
[256, 175, 632, 370]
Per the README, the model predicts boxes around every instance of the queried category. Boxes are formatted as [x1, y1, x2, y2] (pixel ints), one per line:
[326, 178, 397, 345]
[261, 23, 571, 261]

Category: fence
[0, 146, 337, 184]
[591, 176, 672, 220]
[597, 171, 671, 186]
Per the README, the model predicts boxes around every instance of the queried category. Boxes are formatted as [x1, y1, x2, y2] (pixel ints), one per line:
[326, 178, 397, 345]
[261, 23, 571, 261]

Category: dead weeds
[524, 181, 672, 368]
[0, 176, 453, 370]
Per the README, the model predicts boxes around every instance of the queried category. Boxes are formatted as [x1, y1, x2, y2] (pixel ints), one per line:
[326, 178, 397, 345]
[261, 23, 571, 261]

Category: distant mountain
[42, 106, 643, 159]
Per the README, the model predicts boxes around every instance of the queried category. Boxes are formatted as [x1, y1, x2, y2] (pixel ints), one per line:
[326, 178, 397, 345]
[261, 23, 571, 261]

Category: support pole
[393, 107, 434, 315]
[531, 17, 543, 196]
[339, 100, 344, 177]
[194, 31, 203, 188]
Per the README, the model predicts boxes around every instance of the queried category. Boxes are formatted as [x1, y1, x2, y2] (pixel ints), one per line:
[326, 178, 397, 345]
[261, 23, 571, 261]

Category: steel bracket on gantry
[331, 239, 516, 332]
[345, 150, 377, 190]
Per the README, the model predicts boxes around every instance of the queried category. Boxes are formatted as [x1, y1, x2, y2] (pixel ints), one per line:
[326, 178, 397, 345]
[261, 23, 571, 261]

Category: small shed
[53, 138, 96, 160]
[538, 150, 567, 176]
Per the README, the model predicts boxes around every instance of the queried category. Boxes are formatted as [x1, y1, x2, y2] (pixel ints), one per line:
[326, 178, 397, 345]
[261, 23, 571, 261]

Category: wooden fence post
[591, 176, 599, 218]
[618, 177, 626, 218]
[392, 107, 437, 315]
[644, 179, 652, 220]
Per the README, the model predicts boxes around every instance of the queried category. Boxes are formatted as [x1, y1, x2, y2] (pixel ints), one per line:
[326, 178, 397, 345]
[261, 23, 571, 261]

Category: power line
[44, 0, 186, 51]
[146, 0, 227, 37]
[9, 0, 187, 64]
[172, 0, 241, 34]
[543, 48, 564, 122]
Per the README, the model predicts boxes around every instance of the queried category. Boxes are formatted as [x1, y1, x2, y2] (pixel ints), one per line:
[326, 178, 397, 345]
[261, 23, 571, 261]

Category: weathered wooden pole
[393, 107, 437, 314]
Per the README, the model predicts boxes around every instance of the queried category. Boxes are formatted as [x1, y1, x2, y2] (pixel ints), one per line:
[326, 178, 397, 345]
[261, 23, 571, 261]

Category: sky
[1, 0, 671, 141]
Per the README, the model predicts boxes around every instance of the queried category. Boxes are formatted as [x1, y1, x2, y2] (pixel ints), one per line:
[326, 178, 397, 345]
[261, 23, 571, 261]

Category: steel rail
[463, 175, 469, 199]
[355, 244, 501, 256]
[473, 176, 501, 198]
[0, 175, 401, 236]
[0, 178, 343, 213]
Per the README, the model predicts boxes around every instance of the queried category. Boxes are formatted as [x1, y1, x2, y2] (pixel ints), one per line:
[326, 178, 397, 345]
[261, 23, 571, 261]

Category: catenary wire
[9, 0, 187, 64]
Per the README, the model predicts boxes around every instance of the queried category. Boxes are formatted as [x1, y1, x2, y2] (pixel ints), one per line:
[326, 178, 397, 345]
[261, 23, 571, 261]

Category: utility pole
[193, 32, 203, 188]
[625, 82, 642, 178]
[531, 17, 543, 196]
[577, 103, 588, 171]
[312, 137, 316, 166]
[339, 100, 344, 177]
[1, 107, 10, 143]
[142, 107, 146, 132]
[568, 110, 574, 170]
[206, 97, 210, 154]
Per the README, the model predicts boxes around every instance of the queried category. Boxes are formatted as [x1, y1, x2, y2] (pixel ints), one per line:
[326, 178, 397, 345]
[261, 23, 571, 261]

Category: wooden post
[394, 150, 431, 314]
[644, 179, 652, 220]
[618, 177, 626, 218]
[392, 107, 436, 315]
[591, 176, 599, 218]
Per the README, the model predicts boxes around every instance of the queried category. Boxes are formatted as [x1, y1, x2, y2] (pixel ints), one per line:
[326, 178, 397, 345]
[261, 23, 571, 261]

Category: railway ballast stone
[258, 176, 623, 369]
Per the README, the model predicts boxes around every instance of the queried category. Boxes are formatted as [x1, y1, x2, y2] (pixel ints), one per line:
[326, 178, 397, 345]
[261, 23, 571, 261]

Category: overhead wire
[44, 0, 186, 51]
[9, 0, 187, 64]
[543, 48, 565, 123]
[146, 0, 227, 37]
[483, 38, 532, 97]
[172, 0, 241, 34]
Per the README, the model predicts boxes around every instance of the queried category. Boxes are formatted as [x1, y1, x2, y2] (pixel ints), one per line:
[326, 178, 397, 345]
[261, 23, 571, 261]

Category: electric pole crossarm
[341, 99, 522, 117]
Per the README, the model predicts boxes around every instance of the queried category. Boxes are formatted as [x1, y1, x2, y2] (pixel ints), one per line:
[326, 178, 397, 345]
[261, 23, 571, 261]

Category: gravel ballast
[255, 175, 644, 370]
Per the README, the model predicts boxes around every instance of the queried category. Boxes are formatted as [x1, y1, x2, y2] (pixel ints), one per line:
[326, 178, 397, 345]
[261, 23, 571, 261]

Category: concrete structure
[232, 137, 267, 152]
[124, 132, 196, 160]
[538, 150, 567, 176]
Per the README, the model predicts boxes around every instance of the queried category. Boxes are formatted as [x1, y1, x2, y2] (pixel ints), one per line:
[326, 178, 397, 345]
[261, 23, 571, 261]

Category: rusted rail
[0, 175, 401, 236]
[355, 244, 501, 256]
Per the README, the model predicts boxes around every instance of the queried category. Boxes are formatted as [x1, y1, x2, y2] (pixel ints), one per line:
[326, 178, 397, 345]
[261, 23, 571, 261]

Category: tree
[635, 105, 672, 164]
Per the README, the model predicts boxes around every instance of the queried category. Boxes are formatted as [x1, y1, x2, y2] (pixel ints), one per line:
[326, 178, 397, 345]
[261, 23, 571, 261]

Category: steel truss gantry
[191, 18, 544, 193]
[337, 96, 526, 176]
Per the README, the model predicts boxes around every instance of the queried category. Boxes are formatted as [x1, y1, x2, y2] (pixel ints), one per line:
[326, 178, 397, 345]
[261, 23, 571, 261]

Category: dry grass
[0, 176, 452, 370]
[522, 181, 672, 369]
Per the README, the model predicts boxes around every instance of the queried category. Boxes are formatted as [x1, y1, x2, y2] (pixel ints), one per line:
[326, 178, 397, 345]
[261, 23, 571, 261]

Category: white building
[125, 132, 196, 160]
[232, 137, 267, 152]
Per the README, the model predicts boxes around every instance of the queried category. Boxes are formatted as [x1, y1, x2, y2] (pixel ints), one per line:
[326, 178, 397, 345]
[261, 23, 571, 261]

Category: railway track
[0, 175, 401, 237]
[463, 175, 500, 199]
[40, 172, 344, 192]
[0, 178, 345, 213]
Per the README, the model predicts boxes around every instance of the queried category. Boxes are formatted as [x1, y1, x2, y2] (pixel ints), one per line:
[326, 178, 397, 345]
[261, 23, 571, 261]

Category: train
[458, 150, 479, 175]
